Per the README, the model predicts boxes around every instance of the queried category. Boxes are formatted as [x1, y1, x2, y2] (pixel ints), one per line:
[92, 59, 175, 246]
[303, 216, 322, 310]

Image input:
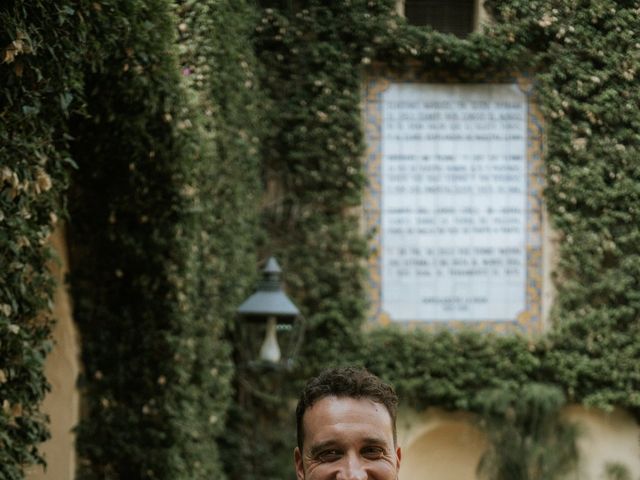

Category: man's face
[294, 396, 401, 480]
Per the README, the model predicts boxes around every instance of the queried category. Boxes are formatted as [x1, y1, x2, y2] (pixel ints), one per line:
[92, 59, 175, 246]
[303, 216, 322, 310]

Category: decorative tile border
[363, 69, 545, 335]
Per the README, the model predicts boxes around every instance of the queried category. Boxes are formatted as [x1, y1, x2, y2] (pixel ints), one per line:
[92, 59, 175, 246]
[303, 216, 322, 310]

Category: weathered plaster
[26, 226, 80, 480]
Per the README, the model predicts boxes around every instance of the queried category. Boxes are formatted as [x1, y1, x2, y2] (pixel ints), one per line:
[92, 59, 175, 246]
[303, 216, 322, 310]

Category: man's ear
[294, 447, 305, 480]
[395, 446, 402, 470]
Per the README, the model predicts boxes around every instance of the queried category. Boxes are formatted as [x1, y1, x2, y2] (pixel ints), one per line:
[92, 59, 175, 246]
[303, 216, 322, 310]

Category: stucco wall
[566, 406, 640, 480]
[26, 226, 80, 480]
[397, 405, 640, 480]
[398, 408, 486, 480]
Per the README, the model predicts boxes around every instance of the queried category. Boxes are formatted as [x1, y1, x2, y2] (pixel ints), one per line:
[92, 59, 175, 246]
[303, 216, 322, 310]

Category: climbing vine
[2, 0, 639, 478]
[224, 0, 640, 478]
[3, 0, 263, 478]
[67, 0, 263, 478]
[0, 1, 87, 478]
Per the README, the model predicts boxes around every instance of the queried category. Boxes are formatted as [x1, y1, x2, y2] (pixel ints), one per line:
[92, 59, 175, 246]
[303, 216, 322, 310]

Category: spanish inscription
[380, 83, 528, 322]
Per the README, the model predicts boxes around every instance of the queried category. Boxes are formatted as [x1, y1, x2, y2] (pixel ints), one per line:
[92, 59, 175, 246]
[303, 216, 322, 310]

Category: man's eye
[318, 449, 342, 462]
[362, 446, 385, 459]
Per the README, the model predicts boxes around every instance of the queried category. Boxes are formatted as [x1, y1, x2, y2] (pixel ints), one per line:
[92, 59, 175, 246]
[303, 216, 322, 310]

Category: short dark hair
[295, 366, 398, 450]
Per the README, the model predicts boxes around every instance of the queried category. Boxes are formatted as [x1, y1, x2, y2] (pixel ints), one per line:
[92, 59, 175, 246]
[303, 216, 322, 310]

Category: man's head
[294, 367, 401, 480]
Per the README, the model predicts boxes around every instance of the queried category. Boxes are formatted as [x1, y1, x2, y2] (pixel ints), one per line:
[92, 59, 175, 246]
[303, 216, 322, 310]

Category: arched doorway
[400, 419, 486, 480]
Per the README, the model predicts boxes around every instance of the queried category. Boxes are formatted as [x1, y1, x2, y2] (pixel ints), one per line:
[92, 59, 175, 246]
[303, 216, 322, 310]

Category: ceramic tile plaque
[364, 76, 544, 333]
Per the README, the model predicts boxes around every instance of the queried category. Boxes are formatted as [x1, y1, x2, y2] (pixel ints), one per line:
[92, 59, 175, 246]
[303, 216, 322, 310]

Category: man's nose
[336, 454, 368, 480]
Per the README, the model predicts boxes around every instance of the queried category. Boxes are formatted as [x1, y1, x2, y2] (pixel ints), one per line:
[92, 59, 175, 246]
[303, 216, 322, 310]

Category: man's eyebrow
[361, 436, 389, 446]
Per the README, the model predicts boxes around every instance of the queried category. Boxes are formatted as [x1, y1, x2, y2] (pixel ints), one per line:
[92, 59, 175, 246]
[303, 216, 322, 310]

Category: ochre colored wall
[566, 406, 640, 479]
[397, 406, 640, 480]
[397, 408, 486, 480]
[400, 422, 486, 479]
[26, 226, 80, 480]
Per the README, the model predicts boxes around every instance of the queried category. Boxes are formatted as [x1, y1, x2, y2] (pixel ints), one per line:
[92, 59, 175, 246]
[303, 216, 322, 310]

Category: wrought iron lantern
[236, 257, 303, 365]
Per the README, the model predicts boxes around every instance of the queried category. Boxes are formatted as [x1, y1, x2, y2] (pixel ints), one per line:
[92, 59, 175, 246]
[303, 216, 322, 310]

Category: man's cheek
[305, 462, 336, 479]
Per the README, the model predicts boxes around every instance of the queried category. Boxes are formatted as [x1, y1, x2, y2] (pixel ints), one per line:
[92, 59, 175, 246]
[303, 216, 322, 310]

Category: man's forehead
[303, 396, 394, 434]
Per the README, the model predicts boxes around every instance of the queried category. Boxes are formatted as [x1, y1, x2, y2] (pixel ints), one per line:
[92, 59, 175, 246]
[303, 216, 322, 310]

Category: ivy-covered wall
[3, 0, 263, 478]
[2, 0, 639, 479]
[67, 0, 262, 478]
[1, 2, 86, 478]
[225, 0, 640, 478]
